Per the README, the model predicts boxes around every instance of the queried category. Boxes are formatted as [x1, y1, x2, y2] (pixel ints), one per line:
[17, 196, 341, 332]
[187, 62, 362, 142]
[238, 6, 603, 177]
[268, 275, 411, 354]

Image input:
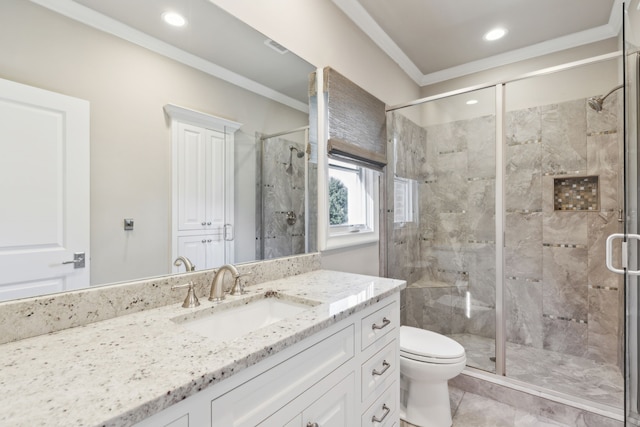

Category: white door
[177, 123, 208, 232]
[0, 78, 90, 301]
[176, 123, 226, 234]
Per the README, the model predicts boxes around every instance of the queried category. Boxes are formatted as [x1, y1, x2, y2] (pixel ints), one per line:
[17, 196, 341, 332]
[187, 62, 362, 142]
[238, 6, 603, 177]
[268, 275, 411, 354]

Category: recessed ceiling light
[483, 27, 507, 41]
[162, 11, 186, 27]
[466, 99, 478, 105]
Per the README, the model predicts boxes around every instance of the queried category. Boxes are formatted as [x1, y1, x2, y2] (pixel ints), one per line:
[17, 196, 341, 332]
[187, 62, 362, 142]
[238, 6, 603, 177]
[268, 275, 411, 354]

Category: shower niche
[553, 175, 599, 211]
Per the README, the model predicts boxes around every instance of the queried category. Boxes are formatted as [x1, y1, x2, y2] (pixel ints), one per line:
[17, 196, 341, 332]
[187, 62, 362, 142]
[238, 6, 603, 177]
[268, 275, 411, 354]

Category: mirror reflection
[0, 0, 316, 301]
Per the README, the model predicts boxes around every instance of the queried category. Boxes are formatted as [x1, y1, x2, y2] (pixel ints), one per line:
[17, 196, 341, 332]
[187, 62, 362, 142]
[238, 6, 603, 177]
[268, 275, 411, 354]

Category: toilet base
[400, 376, 452, 427]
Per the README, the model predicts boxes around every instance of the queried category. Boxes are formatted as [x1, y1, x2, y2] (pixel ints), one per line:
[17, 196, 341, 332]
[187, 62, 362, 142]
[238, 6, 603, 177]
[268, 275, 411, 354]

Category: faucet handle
[229, 272, 251, 296]
[171, 281, 200, 308]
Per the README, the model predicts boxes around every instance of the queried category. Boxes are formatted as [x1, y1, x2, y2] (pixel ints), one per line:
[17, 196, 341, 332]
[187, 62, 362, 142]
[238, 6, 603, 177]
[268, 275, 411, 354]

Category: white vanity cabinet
[133, 293, 400, 427]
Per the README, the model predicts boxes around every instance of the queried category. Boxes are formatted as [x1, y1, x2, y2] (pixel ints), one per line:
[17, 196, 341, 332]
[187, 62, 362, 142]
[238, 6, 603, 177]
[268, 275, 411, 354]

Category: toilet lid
[400, 326, 465, 360]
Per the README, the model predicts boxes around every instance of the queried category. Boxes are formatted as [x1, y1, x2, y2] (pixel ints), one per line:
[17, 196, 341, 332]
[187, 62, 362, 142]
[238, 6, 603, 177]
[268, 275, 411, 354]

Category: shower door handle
[606, 233, 640, 275]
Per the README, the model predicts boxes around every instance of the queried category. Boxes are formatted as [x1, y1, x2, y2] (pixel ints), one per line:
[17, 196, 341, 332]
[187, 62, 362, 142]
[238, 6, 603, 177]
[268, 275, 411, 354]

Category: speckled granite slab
[0, 253, 321, 344]
[0, 268, 405, 427]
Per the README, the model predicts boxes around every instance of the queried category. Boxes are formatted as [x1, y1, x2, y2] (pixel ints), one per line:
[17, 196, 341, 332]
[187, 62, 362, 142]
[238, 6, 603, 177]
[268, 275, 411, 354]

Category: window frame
[322, 158, 379, 250]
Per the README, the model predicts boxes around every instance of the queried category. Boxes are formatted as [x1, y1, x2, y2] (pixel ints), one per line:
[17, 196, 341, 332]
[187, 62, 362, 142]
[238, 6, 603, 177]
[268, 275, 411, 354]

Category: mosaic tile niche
[554, 176, 599, 211]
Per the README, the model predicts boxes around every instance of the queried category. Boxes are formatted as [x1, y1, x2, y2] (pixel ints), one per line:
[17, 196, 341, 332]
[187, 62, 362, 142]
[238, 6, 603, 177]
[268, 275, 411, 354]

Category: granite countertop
[0, 270, 405, 427]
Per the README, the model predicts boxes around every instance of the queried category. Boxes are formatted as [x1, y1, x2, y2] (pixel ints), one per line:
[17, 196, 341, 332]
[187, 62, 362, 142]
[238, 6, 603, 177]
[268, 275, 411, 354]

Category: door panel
[0, 78, 90, 300]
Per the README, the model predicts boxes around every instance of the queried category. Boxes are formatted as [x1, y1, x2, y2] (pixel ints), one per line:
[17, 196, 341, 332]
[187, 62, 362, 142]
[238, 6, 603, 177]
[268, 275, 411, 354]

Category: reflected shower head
[290, 146, 305, 158]
[587, 84, 623, 112]
[285, 146, 305, 174]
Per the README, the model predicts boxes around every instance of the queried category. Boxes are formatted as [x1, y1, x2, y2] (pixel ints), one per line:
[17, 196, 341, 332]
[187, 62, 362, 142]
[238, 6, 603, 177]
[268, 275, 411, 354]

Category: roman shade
[323, 67, 387, 170]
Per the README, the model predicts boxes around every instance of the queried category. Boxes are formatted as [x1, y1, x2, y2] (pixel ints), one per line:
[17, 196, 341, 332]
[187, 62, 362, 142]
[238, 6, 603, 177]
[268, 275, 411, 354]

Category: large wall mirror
[0, 0, 317, 301]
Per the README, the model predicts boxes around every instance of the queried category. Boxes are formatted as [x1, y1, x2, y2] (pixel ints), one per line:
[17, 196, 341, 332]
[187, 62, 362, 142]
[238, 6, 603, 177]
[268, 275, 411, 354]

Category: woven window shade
[324, 67, 387, 170]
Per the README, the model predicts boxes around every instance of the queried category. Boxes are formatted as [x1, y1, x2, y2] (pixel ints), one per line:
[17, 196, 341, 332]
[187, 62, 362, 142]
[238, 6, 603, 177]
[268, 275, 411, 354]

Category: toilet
[399, 326, 466, 427]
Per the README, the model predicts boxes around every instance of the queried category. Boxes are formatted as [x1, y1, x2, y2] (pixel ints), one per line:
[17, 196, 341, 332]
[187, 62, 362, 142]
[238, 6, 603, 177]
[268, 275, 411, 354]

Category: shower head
[587, 97, 604, 112]
[587, 84, 623, 112]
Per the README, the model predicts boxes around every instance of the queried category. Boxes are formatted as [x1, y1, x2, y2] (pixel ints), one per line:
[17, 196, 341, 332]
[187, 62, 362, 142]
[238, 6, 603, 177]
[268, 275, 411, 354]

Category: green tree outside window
[329, 177, 348, 225]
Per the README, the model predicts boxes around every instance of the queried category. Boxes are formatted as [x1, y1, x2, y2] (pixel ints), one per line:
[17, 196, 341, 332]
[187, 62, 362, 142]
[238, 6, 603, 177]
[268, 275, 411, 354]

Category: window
[394, 177, 418, 225]
[326, 159, 378, 247]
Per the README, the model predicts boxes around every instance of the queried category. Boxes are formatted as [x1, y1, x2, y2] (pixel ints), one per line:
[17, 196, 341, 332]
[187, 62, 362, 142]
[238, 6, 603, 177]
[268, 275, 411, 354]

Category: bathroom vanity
[0, 267, 404, 426]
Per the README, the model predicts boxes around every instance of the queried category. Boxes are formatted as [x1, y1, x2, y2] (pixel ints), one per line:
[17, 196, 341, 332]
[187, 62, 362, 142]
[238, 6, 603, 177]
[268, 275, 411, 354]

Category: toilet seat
[400, 326, 465, 365]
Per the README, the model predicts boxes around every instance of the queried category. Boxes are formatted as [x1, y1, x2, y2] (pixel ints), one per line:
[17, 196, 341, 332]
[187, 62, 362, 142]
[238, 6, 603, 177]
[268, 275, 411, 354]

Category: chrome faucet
[208, 264, 246, 301]
[174, 256, 195, 272]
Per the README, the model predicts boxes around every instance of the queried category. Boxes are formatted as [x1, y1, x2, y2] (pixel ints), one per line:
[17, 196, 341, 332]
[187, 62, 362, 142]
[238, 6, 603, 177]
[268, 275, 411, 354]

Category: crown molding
[331, 0, 423, 84]
[30, 0, 309, 113]
[420, 23, 620, 86]
[164, 104, 243, 132]
[332, 0, 623, 87]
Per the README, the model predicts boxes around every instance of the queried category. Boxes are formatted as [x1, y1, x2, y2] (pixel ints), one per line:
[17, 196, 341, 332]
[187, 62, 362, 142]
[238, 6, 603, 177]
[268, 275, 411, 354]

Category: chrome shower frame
[386, 49, 624, 420]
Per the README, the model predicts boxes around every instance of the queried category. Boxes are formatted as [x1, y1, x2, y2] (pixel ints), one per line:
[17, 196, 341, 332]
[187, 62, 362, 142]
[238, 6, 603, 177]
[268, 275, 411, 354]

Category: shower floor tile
[448, 333, 624, 409]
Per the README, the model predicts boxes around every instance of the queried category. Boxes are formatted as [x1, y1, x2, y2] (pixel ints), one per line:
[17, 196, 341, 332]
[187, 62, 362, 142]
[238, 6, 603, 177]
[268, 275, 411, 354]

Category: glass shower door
[503, 57, 624, 409]
[388, 86, 498, 373]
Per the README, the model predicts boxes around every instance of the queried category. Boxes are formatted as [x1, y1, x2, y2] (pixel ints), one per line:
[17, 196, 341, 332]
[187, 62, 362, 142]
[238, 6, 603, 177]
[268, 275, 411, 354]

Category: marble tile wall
[390, 91, 622, 369]
[505, 93, 623, 366]
[388, 111, 497, 350]
[255, 136, 307, 260]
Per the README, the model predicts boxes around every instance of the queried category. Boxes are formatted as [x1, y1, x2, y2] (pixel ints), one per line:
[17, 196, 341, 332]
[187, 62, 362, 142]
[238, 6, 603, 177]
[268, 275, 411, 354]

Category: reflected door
[0, 78, 90, 301]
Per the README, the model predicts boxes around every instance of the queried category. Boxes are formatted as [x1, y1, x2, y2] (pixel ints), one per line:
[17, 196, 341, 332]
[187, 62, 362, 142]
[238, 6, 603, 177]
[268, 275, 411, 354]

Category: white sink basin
[174, 297, 314, 343]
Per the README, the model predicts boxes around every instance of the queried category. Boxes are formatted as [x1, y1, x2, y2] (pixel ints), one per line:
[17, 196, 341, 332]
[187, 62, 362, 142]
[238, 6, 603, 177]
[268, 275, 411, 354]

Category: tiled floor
[449, 333, 624, 409]
[401, 387, 574, 427]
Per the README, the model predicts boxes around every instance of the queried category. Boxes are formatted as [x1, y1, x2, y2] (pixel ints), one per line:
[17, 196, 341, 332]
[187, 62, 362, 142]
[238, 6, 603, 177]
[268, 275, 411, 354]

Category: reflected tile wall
[256, 136, 306, 260]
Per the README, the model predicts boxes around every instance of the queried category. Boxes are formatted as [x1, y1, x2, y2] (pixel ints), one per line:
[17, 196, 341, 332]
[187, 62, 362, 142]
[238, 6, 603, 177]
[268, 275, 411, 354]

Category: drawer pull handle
[372, 360, 390, 376]
[307, 423, 318, 427]
[372, 317, 391, 330]
[371, 404, 390, 423]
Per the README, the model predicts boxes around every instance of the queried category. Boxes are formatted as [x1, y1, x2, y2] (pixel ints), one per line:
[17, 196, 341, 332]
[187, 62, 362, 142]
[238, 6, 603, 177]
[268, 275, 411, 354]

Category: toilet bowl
[399, 326, 466, 427]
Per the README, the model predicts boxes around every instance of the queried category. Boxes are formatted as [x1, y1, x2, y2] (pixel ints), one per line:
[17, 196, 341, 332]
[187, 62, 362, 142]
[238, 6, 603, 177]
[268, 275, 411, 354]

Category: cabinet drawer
[361, 301, 396, 350]
[210, 325, 354, 426]
[361, 381, 398, 427]
[361, 339, 398, 403]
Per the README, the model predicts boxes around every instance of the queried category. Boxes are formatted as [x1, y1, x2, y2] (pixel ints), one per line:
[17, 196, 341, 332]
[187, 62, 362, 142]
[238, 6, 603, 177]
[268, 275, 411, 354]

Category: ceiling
[332, 0, 622, 86]
[33, 0, 622, 98]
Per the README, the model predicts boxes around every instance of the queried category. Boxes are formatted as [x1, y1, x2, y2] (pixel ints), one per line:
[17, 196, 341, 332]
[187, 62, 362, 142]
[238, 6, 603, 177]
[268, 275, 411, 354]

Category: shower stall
[256, 127, 309, 260]
[387, 51, 629, 418]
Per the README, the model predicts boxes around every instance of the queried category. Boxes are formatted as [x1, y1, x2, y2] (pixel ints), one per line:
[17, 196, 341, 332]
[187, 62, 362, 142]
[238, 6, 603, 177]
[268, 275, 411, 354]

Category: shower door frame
[625, 49, 640, 426]
[625, 4, 640, 418]
[388, 49, 625, 404]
